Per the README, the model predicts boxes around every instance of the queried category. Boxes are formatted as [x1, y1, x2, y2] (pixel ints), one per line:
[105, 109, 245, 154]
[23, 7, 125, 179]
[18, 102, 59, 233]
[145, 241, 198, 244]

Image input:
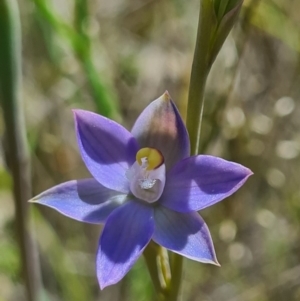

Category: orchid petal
[97, 201, 154, 289]
[161, 155, 253, 212]
[74, 110, 139, 193]
[153, 207, 218, 264]
[30, 179, 127, 224]
[131, 92, 190, 169]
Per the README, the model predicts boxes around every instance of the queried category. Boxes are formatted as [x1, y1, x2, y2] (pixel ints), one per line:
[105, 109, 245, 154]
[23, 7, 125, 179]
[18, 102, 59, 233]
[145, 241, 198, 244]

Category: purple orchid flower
[31, 92, 252, 289]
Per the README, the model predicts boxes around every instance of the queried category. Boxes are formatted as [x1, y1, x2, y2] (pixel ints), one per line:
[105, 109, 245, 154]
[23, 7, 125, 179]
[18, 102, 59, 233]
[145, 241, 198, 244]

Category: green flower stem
[216, 0, 230, 21]
[0, 1, 42, 300]
[159, 247, 171, 288]
[166, 253, 183, 301]
[144, 242, 163, 294]
[144, 242, 169, 300]
[187, 0, 216, 155]
[187, 0, 244, 155]
[144, 243, 182, 301]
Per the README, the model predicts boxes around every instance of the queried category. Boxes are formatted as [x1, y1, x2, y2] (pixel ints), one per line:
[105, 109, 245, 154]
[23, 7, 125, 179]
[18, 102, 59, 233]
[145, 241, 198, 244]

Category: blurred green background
[1, 0, 300, 300]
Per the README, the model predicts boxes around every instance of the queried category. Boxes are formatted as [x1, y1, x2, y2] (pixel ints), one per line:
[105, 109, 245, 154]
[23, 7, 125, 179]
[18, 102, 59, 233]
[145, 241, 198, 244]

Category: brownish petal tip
[162, 90, 171, 101]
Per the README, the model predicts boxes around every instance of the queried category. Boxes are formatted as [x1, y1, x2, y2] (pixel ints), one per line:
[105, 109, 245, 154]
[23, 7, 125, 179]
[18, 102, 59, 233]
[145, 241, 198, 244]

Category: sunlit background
[1, 0, 300, 300]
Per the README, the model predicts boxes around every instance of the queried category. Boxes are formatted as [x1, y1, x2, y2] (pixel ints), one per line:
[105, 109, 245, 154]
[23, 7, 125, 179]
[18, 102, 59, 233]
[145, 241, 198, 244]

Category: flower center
[136, 147, 163, 190]
[127, 147, 166, 203]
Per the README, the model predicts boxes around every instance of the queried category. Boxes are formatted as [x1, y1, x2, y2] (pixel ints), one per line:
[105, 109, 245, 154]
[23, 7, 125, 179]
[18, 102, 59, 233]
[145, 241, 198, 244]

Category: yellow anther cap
[136, 148, 164, 171]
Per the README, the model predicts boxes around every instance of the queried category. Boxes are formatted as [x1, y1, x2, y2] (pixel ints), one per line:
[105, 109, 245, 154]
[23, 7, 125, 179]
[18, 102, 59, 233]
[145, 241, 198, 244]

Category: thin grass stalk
[186, 0, 216, 156]
[0, 0, 42, 300]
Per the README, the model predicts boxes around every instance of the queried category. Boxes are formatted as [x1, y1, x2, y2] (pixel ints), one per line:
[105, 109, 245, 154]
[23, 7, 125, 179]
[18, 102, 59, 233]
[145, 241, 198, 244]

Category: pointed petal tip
[98, 274, 115, 290]
[99, 284, 105, 290]
[99, 280, 110, 290]
[72, 108, 95, 117]
[72, 108, 79, 115]
[28, 194, 41, 203]
[162, 90, 172, 102]
[72, 108, 86, 118]
[72, 109, 82, 121]
[97, 260, 124, 290]
[200, 252, 220, 266]
[198, 254, 220, 266]
[98, 276, 121, 289]
[213, 259, 221, 267]
[245, 167, 254, 178]
[176, 251, 221, 267]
